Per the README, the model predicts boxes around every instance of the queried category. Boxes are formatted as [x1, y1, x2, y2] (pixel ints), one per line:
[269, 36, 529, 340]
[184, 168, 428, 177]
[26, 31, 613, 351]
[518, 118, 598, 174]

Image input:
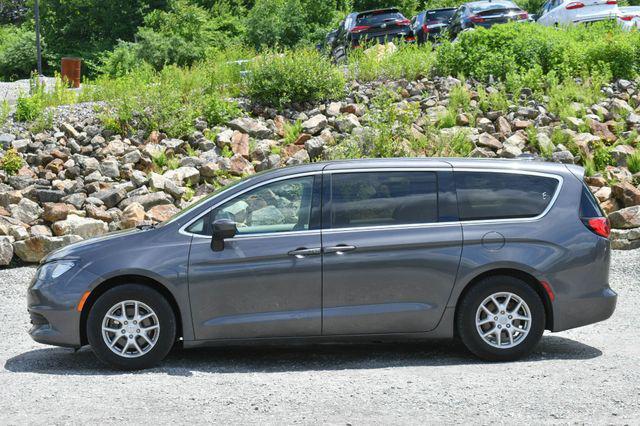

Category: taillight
[619, 15, 635, 21]
[350, 25, 370, 33]
[582, 217, 611, 238]
[566, 1, 585, 9]
[396, 18, 412, 25]
[517, 12, 529, 19]
[469, 15, 486, 23]
[405, 35, 416, 41]
[422, 23, 430, 32]
[606, 0, 617, 4]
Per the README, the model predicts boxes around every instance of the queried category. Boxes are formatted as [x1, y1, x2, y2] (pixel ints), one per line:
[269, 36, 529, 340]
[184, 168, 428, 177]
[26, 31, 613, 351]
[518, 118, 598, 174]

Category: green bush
[0, 25, 39, 81]
[89, 59, 243, 138]
[246, 48, 345, 107]
[0, 148, 24, 175]
[348, 43, 436, 82]
[435, 22, 640, 83]
[627, 150, 640, 174]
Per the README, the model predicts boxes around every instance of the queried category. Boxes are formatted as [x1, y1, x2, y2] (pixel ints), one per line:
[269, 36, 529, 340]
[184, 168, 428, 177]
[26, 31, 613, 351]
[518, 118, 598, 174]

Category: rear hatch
[351, 9, 413, 43]
[471, 6, 528, 24]
[568, 0, 619, 23]
[423, 9, 456, 33]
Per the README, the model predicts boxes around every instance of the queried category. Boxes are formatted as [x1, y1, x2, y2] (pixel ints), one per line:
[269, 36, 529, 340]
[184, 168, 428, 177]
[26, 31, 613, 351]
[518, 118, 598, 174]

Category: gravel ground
[0, 251, 639, 424]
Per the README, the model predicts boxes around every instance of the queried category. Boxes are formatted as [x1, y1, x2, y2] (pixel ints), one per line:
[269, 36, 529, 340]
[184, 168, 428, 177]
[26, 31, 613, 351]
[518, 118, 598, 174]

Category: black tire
[87, 284, 176, 370]
[456, 276, 545, 361]
[333, 47, 347, 64]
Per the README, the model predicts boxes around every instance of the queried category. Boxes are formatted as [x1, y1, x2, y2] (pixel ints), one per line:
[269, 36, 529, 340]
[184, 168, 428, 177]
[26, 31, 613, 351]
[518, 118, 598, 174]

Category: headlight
[36, 260, 77, 282]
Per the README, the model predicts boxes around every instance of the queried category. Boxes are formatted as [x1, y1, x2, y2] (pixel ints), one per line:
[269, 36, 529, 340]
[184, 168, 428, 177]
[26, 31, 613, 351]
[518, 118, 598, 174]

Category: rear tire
[87, 284, 176, 370]
[456, 276, 545, 361]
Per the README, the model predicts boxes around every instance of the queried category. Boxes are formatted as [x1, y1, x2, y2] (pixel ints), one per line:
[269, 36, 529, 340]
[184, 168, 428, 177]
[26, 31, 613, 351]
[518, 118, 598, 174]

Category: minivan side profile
[27, 158, 617, 369]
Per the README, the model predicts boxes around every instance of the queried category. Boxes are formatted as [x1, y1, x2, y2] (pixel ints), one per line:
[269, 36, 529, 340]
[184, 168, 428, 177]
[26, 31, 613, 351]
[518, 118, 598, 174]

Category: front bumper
[27, 265, 101, 348]
[551, 287, 617, 332]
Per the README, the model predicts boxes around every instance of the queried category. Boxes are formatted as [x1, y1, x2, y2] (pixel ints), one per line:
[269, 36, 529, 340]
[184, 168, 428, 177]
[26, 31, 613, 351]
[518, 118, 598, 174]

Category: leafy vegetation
[246, 48, 345, 107]
[0, 148, 24, 175]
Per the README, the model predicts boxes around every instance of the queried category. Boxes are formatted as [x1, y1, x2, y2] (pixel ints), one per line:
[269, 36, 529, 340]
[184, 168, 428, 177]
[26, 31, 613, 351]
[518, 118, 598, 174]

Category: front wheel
[86, 284, 176, 370]
[456, 276, 545, 361]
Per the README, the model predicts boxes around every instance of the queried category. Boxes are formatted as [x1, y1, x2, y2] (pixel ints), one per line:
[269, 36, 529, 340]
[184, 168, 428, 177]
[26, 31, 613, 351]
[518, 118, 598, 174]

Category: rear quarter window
[455, 171, 559, 220]
[580, 184, 604, 218]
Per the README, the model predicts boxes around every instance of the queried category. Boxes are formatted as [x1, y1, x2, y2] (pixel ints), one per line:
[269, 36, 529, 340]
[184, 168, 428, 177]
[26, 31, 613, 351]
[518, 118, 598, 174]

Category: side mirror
[529, 14, 538, 21]
[211, 219, 237, 252]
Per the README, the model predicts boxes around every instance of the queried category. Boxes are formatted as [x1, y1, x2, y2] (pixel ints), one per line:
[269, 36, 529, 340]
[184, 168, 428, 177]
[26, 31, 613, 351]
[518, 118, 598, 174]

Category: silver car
[28, 158, 617, 369]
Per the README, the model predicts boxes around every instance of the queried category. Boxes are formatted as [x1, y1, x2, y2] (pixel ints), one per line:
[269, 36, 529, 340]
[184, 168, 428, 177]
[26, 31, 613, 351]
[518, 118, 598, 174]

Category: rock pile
[0, 76, 639, 264]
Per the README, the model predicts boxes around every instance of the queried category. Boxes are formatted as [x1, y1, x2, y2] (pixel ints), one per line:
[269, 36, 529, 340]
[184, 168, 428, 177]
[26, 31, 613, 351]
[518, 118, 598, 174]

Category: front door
[321, 170, 463, 335]
[188, 174, 323, 340]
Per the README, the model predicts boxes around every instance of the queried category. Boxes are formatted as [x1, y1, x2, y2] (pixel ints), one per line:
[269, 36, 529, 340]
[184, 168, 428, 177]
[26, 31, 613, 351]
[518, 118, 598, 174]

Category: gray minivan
[28, 158, 617, 369]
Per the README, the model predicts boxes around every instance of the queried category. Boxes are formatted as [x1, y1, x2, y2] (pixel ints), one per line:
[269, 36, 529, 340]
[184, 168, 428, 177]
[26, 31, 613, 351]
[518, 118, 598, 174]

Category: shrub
[0, 148, 23, 175]
[246, 48, 345, 107]
[89, 61, 243, 137]
[0, 25, 39, 81]
[435, 22, 640, 83]
[592, 141, 613, 171]
[348, 43, 436, 82]
[627, 150, 640, 174]
[283, 120, 303, 145]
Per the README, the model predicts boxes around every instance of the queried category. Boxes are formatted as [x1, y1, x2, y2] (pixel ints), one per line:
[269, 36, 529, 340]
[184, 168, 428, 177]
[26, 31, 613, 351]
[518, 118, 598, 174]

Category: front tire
[87, 284, 176, 370]
[457, 276, 545, 361]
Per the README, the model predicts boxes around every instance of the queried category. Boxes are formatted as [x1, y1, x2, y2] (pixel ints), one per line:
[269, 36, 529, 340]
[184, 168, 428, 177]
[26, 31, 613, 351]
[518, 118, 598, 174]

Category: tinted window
[356, 11, 404, 26]
[580, 184, 604, 218]
[425, 9, 456, 21]
[455, 172, 558, 220]
[469, 1, 518, 12]
[330, 172, 438, 229]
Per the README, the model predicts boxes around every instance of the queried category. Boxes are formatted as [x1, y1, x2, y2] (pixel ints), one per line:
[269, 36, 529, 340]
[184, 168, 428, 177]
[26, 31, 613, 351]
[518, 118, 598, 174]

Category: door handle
[288, 247, 322, 259]
[324, 245, 357, 255]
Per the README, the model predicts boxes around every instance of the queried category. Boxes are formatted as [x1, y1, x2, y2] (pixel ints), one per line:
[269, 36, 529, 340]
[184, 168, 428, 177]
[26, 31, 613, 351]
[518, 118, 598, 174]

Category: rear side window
[455, 172, 559, 221]
[426, 9, 455, 21]
[580, 184, 604, 218]
[330, 172, 438, 229]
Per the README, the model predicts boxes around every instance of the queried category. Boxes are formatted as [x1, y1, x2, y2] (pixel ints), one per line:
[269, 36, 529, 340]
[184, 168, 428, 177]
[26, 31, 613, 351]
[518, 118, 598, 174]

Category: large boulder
[13, 235, 82, 263]
[52, 215, 109, 239]
[609, 205, 640, 229]
[119, 192, 173, 210]
[0, 236, 14, 266]
[93, 187, 127, 209]
[10, 198, 43, 224]
[228, 118, 273, 139]
[301, 114, 328, 135]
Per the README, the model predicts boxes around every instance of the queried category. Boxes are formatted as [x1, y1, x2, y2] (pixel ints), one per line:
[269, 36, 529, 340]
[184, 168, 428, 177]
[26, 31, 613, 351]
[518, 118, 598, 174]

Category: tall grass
[348, 42, 436, 82]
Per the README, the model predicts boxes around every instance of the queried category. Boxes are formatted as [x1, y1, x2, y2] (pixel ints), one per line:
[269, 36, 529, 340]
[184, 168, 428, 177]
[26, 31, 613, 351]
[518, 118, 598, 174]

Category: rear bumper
[551, 287, 617, 332]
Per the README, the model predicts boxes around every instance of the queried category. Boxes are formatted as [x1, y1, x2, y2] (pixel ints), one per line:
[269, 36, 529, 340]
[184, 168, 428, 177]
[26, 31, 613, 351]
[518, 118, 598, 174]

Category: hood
[43, 227, 146, 263]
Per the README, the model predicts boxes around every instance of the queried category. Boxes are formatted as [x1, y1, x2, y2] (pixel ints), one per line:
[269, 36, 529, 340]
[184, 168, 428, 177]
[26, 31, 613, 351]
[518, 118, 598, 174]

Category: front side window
[187, 176, 316, 236]
[455, 172, 559, 221]
[329, 172, 438, 229]
[213, 176, 315, 235]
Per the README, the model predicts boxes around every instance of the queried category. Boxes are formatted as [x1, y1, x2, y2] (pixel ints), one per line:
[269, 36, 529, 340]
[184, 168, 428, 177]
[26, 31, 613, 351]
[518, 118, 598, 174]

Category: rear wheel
[87, 284, 176, 370]
[456, 276, 545, 361]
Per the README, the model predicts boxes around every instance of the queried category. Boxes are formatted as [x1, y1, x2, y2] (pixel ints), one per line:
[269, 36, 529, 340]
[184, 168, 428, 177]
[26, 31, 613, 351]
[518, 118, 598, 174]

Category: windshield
[159, 174, 253, 227]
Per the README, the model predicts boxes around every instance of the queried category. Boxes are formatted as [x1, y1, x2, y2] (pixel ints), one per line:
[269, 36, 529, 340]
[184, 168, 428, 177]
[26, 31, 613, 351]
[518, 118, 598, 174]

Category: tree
[0, 0, 28, 24]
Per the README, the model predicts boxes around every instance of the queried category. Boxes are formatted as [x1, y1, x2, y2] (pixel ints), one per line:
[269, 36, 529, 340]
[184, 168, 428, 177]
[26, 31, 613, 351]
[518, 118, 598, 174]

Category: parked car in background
[448, 0, 529, 39]
[28, 158, 617, 369]
[331, 8, 415, 62]
[412, 8, 457, 43]
[536, 0, 619, 26]
[616, 6, 640, 30]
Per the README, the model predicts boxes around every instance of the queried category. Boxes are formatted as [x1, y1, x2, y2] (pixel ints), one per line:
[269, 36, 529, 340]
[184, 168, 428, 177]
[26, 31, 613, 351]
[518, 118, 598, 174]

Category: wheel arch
[79, 274, 183, 346]
[453, 268, 554, 333]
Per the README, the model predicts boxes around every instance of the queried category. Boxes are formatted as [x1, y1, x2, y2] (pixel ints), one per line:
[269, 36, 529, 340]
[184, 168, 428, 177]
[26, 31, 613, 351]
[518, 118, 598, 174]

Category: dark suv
[448, 0, 529, 39]
[331, 8, 415, 62]
[28, 158, 616, 369]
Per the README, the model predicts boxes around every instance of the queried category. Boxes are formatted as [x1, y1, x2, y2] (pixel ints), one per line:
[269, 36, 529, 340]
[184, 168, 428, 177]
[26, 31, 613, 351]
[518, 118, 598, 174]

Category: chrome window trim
[179, 171, 320, 239]
[180, 166, 564, 239]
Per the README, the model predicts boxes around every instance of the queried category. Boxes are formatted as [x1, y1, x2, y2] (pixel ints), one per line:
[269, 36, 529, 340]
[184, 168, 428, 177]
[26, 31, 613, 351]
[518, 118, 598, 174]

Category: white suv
[537, 0, 619, 26]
